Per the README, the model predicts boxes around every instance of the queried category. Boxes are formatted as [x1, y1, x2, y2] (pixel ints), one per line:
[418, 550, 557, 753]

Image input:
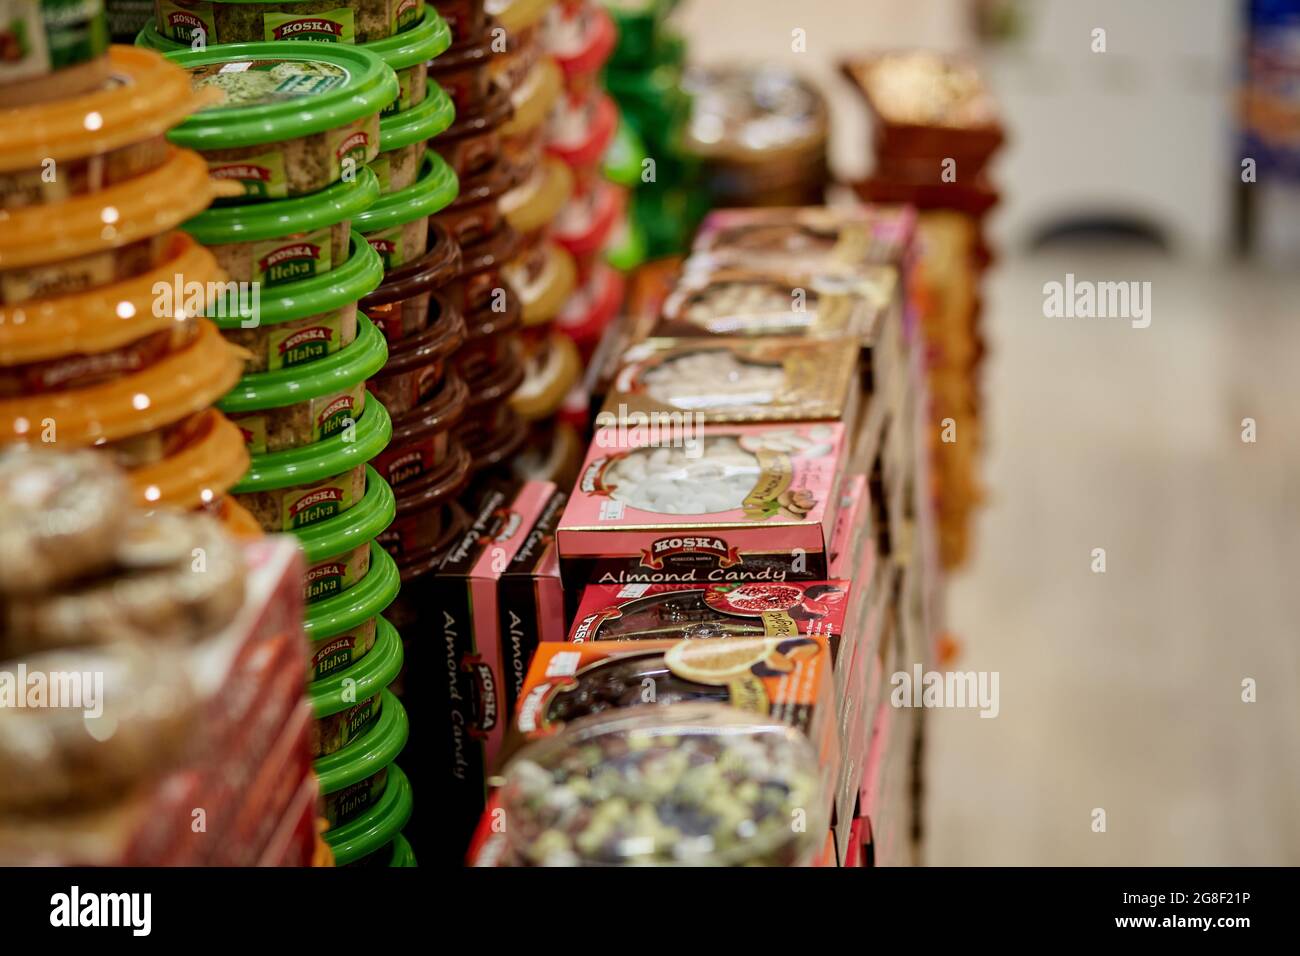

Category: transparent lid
[500, 702, 828, 866]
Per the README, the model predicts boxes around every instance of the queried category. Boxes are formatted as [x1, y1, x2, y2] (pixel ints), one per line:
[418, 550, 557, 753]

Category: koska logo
[50, 887, 151, 936]
[890, 664, 1000, 718]
[0, 664, 103, 718]
[1042, 273, 1151, 329]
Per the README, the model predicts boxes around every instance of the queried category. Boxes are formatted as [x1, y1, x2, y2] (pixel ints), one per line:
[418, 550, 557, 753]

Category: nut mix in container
[498, 703, 829, 866]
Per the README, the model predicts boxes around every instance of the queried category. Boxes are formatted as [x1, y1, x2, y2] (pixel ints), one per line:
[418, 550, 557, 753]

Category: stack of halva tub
[139, 0, 465, 869]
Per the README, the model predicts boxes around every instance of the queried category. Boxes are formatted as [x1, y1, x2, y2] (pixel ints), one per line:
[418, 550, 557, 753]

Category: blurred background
[675, 0, 1300, 864]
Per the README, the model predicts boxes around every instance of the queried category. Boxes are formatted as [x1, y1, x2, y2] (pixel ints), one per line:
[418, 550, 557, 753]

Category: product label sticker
[262, 9, 356, 43]
[268, 313, 343, 369]
[393, 0, 420, 33]
[598, 499, 625, 521]
[156, 0, 214, 45]
[231, 412, 269, 454]
[312, 386, 362, 442]
[365, 226, 404, 270]
[383, 67, 413, 116]
[367, 154, 393, 192]
[253, 228, 333, 285]
[328, 119, 373, 177]
[206, 150, 288, 200]
[282, 474, 354, 530]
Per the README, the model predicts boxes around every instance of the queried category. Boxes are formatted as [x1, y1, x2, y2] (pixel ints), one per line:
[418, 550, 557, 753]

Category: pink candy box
[557, 421, 848, 587]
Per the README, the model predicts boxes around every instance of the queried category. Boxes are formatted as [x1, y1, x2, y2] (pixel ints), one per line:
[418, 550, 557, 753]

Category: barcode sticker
[617, 583, 651, 599]
[598, 500, 625, 521]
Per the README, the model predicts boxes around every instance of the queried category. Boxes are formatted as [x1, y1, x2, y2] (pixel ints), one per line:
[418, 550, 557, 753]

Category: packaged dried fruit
[182, 167, 380, 287]
[219, 312, 389, 453]
[398, 478, 566, 842]
[498, 702, 830, 866]
[0, 0, 110, 108]
[603, 338, 861, 425]
[152, 0, 425, 45]
[309, 614, 403, 758]
[370, 367, 468, 486]
[556, 421, 847, 586]
[303, 540, 399, 679]
[296, 464, 396, 603]
[213, 233, 384, 374]
[0, 46, 203, 207]
[314, 680, 407, 828]
[0, 147, 216, 305]
[372, 80, 456, 194]
[230, 391, 391, 531]
[166, 43, 396, 201]
[500, 633, 839, 786]
[1, 319, 243, 450]
[688, 205, 917, 277]
[356, 150, 460, 270]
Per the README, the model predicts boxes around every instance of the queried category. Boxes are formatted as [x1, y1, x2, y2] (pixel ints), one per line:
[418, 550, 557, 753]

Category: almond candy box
[556, 421, 848, 587]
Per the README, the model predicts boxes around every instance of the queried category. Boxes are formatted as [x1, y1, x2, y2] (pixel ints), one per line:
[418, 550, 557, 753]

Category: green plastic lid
[380, 81, 455, 153]
[605, 212, 646, 272]
[232, 397, 391, 493]
[354, 150, 458, 234]
[303, 541, 400, 643]
[310, 617, 404, 718]
[166, 43, 397, 151]
[388, 833, 417, 867]
[366, 7, 452, 71]
[136, 7, 451, 70]
[295, 465, 396, 563]
[184, 168, 379, 246]
[218, 312, 388, 414]
[603, 118, 645, 188]
[207, 232, 383, 328]
[315, 684, 408, 792]
[326, 761, 413, 866]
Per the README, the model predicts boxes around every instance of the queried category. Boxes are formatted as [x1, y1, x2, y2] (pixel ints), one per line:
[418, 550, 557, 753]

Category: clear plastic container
[500, 702, 828, 867]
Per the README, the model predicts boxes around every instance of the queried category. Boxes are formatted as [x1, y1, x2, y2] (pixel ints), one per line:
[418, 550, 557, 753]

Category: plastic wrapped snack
[499, 703, 829, 866]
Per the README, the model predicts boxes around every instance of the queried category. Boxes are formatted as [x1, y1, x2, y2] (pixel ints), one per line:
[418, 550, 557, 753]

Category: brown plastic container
[430, 158, 513, 247]
[359, 224, 461, 345]
[457, 403, 526, 475]
[434, 0, 487, 45]
[428, 17, 498, 113]
[376, 440, 472, 560]
[367, 291, 466, 416]
[444, 220, 521, 314]
[370, 367, 469, 487]
[431, 83, 513, 180]
[455, 292, 523, 386]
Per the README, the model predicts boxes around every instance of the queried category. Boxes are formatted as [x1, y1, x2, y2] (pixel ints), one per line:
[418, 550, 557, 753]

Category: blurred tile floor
[927, 249, 1300, 864]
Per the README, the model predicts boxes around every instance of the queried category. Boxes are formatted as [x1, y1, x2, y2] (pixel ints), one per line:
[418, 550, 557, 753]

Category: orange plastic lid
[502, 56, 563, 138]
[2, 318, 244, 445]
[501, 156, 573, 235]
[505, 240, 576, 327]
[0, 47, 217, 173]
[129, 409, 250, 509]
[216, 495, 265, 540]
[0, 147, 215, 270]
[0, 233, 223, 364]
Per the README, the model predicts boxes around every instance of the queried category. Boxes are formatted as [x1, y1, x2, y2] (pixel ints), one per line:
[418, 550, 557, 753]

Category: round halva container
[166, 42, 396, 200]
